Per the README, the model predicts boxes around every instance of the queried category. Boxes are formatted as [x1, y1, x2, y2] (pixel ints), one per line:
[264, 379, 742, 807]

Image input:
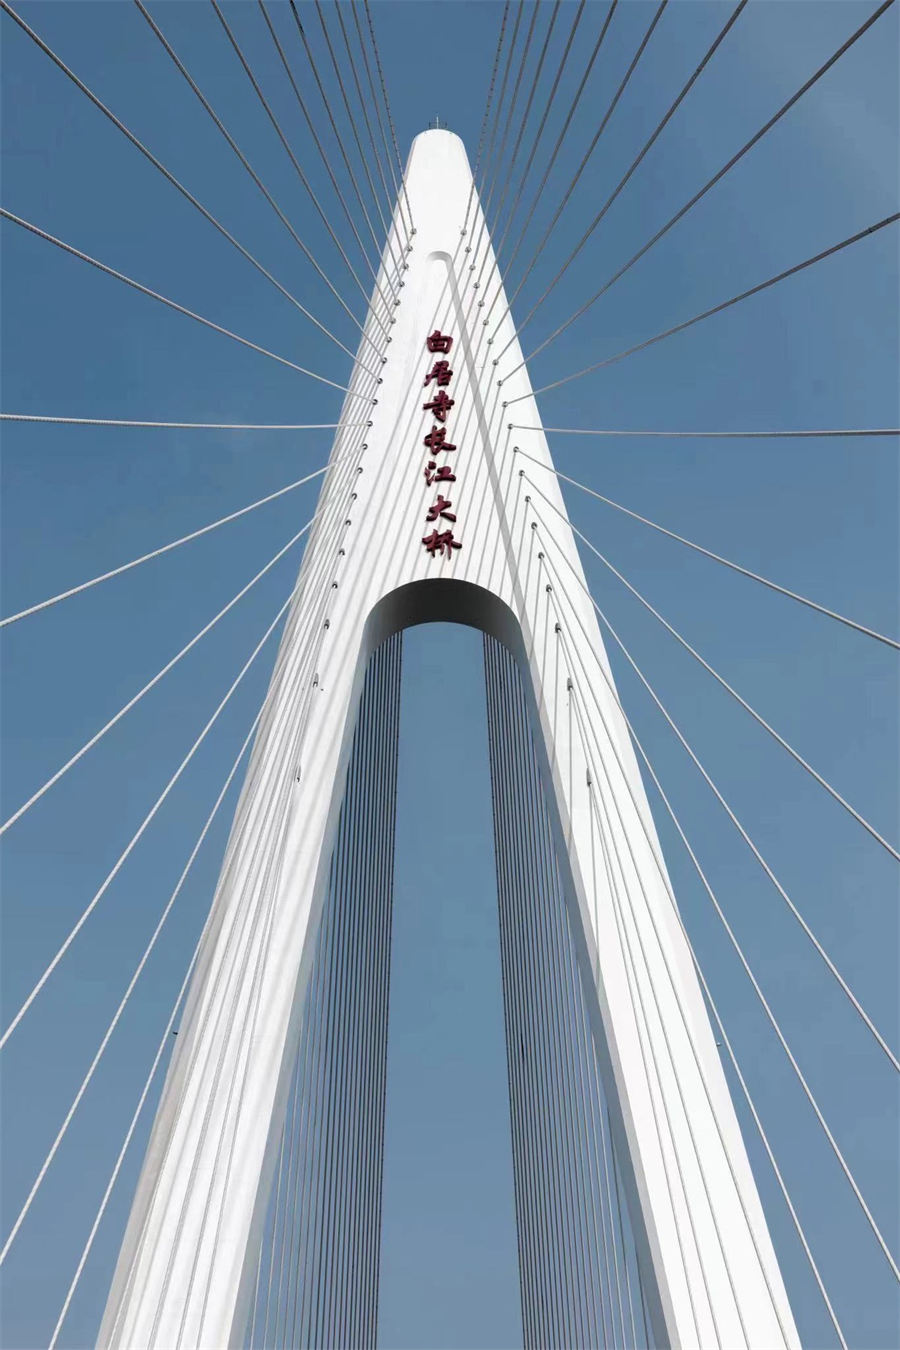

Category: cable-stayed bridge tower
[97, 130, 798, 1350]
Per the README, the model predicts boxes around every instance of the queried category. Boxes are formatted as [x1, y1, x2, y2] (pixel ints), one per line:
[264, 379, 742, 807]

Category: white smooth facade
[100, 131, 799, 1350]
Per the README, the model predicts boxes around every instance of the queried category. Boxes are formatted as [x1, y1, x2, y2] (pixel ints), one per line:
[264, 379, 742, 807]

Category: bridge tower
[100, 130, 799, 1350]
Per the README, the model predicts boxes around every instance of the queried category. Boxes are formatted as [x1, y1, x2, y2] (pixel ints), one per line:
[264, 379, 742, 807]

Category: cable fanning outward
[525, 499, 900, 1068]
[492, 0, 587, 265]
[497, 0, 619, 292]
[467, 0, 545, 312]
[0, 439, 364, 1256]
[553, 629, 849, 1346]
[47, 868, 227, 1350]
[527, 505, 900, 1071]
[513, 449, 900, 647]
[561, 676, 758, 1347]
[1, 688, 270, 1273]
[286, 0, 401, 276]
[523, 472, 900, 854]
[331, 0, 396, 234]
[1, 463, 337, 628]
[208, 0, 391, 317]
[479, 0, 536, 239]
[498, 0, 897, 375]
[461, 0, 511, 240]
[498, 0, 670, 330]
[0, 0, 374, 364]
[0, 209, 371, 396]
[466, 0, 524, 280]
[529, 522, 900, 1283]
[483, 1, 561, 248]
[361, 0, 415, 238]
[559, 617, 892, 1326]
[502, 213, 900, 398]
[0, 594, 294, 1273]
[489, 0, 747, 344]
[132, 0, 391, 354]
[348, 1, 403, 239]
[0, 491, 337, 838]
[256, 1, 385, 282]
[309, 0, 395, 257]
[255, 0, 401, 321]
[0, 592, 294, 1059]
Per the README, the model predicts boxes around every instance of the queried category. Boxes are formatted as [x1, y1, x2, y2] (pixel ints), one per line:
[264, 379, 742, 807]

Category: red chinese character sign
[424, 462, 455, 486]
[423, 427, 455, 453]
[425, 495, 456, 523]
[418, 331, 462, 558]
[424, 360, 453, 388]
[421, 529, 462, 558]
[422, 389, 454, 422]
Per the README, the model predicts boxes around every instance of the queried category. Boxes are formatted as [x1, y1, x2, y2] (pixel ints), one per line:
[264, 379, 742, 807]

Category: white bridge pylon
[101, 130, 799, 1350]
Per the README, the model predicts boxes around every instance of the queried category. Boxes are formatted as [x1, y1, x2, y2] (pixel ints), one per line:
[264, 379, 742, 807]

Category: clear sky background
[1, 2, 898, 1347]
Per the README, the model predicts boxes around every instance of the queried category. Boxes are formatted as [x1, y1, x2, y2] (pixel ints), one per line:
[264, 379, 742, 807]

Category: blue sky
[1, 2, 898, 1346]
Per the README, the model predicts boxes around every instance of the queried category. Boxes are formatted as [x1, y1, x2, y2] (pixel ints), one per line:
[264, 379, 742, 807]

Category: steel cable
[287, 0, 403, 287]
[461, 1, 511, 239]
[497, 0, 619, 295]
[332, 1, 396, 233]
[491, 0, 746, 348]
[362, 0, 415, 238]
[500, 0, 898, 377]
[256, 0, 398, 320]
[0, 413, 368, 430]
[0, 209, 368, 398]
[1, 462, 338, 629]
[505, 212, 900, 397]
[514, 449, 900, 649]
[209, 0, 389, 322]
[161, 482, 356, 1345]
[350, 1, 408, 247]
[0, 0, 369, 349]
[507, 213, 900, 394]
[532, 519, 900, 1279]
[0, 592, 296, 1266]
[492, 0, 669, 341]
[310, 0, 397, 270]
[0, 452, 358, 837]
[133, 0, 386, 362]
[486, 1, 561, 248]
[492, 0, 587, 266]
[481, 0, 539, 236]
[525, 471, 900, 856]
[46, 862, 232, 1349]
[466, 0, 525, 287]
[529, 499, 900, 1069]
[468, 0, 544, 311]
[547, 598, 851, 1345]
[511, 423, 900, 440]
